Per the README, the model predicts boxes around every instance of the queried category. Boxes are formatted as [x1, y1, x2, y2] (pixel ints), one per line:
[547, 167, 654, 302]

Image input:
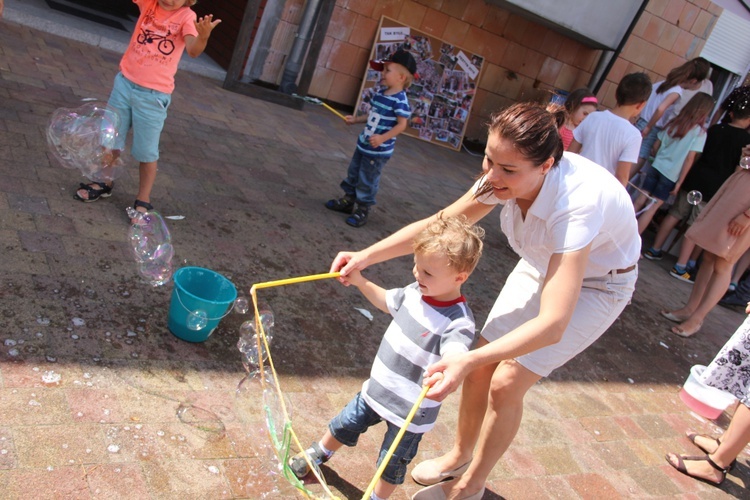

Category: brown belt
[613, 264, 636, 274]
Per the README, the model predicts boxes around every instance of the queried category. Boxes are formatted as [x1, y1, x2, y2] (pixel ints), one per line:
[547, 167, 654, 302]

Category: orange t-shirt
[120, 0, 198, 94]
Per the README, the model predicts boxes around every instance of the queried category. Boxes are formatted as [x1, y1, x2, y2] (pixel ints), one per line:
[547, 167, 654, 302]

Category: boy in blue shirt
[325, 49, 415, 228]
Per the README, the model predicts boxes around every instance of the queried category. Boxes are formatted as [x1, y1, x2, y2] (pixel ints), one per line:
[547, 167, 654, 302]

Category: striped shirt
[356, 90, 411, 158]
[361, 282, 476, 433]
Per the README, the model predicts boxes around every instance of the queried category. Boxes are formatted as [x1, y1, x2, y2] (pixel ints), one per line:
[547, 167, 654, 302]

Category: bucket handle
[174, 286, 236, 321]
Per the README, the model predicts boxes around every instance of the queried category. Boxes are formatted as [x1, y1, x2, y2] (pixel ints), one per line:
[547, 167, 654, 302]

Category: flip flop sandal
[665, 453, 727, 486]
[128, 199, 154, 224]
[133, 199, 154, 212]
[74, 182, 112, 202]
[686, 433, 736, 470]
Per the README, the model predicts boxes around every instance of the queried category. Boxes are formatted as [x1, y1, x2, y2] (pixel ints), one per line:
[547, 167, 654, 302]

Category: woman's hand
[728, 213, 750, 237]
[423, 353, 473, 402]
[330, 250, 371, 282]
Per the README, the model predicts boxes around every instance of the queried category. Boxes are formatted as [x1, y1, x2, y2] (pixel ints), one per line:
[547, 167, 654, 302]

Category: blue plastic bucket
[168, 267, 237, 342]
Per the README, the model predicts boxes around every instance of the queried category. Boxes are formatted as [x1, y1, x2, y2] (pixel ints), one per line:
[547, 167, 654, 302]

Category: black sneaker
[325, 196, 355, 214]
[642, 248, 663, 260]
[719, 292, 748, 308]
[289, 442, 330, 478]
[346, 205, 369, 228]
[669, 266, 694, 283]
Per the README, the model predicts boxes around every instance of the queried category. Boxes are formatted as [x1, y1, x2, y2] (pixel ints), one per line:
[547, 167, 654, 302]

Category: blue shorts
[328, 392, 423, 485]
[641, 167, 675, 201]
[107, 72, 171, 163]
[634, 117, 661, 161]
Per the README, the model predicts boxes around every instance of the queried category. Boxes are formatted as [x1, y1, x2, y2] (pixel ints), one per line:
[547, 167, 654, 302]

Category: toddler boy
[290, 215, 484, 499]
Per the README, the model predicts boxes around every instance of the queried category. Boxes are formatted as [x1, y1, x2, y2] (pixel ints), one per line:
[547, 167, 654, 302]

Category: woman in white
[330, 102, 641, 500]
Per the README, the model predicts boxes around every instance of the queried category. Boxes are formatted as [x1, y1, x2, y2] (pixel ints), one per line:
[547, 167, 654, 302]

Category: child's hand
[339, 268, 364, 287]
[345, 115, 357, 125]
[195, 14, 222, 38]
[369, 134, 385, 148]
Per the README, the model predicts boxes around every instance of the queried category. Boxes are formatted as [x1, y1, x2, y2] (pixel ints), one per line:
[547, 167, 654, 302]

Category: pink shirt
[559, 126, 574, 150]
[120, 0, 198, 94]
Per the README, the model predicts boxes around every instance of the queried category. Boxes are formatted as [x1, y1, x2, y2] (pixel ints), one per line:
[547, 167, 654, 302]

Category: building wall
[598, 0, 721, 109]
[299, 0, 720, 142]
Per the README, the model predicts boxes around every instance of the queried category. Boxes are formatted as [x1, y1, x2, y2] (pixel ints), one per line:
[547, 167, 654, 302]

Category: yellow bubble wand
[361, 377, 440, 500]
[248, 271, 442, 500]
[250, 272, 341, 500]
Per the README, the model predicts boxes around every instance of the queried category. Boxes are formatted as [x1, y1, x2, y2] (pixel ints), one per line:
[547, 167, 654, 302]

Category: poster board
[354, 16, 485, 151]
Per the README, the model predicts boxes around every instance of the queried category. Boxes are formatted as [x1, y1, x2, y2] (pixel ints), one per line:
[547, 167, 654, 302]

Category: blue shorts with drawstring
[641, 167, 675, 201]
[328, 392, 423, 485]
[107, 72, 171, 163]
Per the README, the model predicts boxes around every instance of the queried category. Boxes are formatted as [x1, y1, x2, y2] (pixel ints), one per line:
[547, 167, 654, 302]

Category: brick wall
[599, 0, 720, 110]
[304, 0, 721, 142]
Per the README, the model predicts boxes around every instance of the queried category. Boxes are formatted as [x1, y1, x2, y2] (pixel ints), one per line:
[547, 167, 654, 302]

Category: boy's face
[158, 0, 189, 11]
[382, 63, 407, 88]
[412, 252, 466, 301]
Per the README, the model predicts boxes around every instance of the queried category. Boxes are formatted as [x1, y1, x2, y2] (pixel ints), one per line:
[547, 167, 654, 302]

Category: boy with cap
[325, 49, 416, 228]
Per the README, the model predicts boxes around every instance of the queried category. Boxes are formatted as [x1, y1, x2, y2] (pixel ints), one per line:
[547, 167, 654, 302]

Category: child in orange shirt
[74, 0, 220, 222]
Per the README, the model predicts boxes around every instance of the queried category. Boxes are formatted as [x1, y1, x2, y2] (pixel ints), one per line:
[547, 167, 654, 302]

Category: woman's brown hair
[475, 102, 564, 198]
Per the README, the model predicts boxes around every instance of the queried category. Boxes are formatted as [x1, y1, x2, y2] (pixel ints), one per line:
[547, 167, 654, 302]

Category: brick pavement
[1, 17, 749, 500]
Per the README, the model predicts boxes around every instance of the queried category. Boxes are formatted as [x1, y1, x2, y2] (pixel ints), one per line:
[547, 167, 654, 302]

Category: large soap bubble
[47, 101, 124, 183]
[127, 207, 174, 286]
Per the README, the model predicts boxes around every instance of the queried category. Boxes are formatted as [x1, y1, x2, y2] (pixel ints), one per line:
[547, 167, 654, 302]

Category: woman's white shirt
[476, 152, 640, 278]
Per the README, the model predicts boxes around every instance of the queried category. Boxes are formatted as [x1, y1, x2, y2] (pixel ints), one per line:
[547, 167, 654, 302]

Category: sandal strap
[706, 454, 729, 474]
[134, 199, 154, 211]
[78, 181, 110, 193]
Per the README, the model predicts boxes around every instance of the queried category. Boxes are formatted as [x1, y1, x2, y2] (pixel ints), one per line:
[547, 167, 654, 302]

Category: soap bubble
[262, 387, 292, 448]
[234, 296, 249, 314]
[740, 156, 750, 170]
[187, 310, 208, 331]
[686, 190, 703, 205]
[237, 320, 270, 371]
[47, 101, 124, 182]
[127, 208, 174, 286]
[138, 260, 173, 287]
[256, 306, 275, 341]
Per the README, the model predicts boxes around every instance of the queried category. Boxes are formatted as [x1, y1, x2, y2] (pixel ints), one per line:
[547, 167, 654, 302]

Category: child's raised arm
[185, 14, 222, 58]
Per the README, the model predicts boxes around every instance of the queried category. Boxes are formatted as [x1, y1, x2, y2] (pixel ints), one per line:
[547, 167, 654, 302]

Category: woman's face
[571, 104, 597, 127]
[482, 133, 552, 208]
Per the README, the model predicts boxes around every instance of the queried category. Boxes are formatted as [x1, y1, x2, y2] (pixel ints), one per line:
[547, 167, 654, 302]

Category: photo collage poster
[355, 17, 484, 151]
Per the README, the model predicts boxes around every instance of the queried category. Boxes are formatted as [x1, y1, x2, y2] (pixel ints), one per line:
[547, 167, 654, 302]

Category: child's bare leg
[633, 193, 649, 212]
[136, 160, 157, 209]
[373, 479, 397, 499]
[637, 199, 663, 234]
